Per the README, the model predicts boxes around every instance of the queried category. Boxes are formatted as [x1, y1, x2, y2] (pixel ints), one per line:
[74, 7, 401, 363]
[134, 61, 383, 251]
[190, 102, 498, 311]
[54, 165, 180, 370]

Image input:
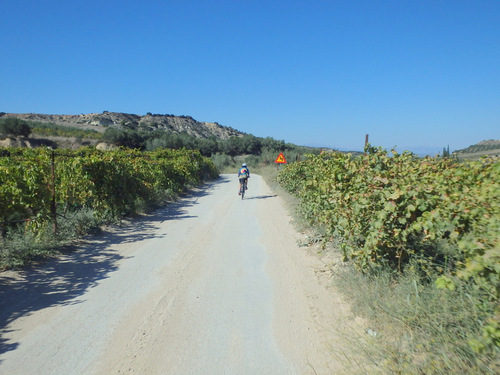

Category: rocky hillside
[0, 111, 244, 140]
[453, 139, 500, 159]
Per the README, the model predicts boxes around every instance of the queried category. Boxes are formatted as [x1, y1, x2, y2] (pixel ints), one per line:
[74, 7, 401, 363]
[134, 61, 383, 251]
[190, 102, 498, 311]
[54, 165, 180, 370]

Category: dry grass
[332, 264, 499, 374]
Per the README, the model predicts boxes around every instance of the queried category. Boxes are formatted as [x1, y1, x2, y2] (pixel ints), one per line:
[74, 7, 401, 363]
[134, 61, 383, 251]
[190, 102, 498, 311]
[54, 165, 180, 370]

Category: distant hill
[0, 111, 322, 161]
[0, 111, 244, 140]
[453, 139, 500, 159]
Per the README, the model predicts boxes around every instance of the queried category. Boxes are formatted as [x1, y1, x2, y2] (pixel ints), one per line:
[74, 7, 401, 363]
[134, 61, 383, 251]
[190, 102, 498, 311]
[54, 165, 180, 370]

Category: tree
[0, 118, 31, 137]
[240, 134, 262, 154]
[197, 137, 220, 156]
[442, 145, 450, 158]
[222, 136, 243, 156]
[261, 137, 285, 153]
[103, 128, 145, 149]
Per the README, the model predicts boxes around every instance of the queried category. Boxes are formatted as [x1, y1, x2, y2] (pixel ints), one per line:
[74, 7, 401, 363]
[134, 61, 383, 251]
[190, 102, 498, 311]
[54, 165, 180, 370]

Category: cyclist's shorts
[239, 177, 248, 184]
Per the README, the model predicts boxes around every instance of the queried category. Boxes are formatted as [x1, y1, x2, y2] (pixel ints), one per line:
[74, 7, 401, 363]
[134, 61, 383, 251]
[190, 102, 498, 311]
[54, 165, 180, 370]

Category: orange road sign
[275, 152, 287, 164]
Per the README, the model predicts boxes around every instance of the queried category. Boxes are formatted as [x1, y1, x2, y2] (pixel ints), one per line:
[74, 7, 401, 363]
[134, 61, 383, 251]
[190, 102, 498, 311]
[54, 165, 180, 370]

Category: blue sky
[1, 0, 499, 154]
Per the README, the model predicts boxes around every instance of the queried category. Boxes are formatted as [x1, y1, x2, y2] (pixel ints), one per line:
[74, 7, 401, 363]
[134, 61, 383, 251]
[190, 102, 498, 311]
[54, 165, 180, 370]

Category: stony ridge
[0, 111, 244, 140]
[476, 139, 500, 146]
[454, 139, 500, 153]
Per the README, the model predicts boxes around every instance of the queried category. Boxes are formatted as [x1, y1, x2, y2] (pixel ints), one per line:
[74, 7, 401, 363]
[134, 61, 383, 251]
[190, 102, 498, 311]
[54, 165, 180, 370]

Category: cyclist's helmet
[242, 163, 247, 167]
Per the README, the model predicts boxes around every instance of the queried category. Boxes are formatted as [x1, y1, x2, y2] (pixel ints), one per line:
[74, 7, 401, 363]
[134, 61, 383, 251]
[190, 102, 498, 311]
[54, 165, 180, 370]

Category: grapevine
[278, 148, 499, 350]
[0, 146, 218, 229]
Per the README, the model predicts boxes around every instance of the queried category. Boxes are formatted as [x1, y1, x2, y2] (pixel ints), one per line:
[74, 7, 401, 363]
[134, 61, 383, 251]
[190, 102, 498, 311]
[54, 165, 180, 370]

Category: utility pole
[365, 134, 369, 148]
[50, 150, 57, 234]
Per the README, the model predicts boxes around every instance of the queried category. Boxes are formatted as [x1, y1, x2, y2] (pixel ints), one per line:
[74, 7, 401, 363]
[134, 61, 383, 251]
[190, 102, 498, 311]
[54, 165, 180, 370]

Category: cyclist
[238, 163, 250, 195]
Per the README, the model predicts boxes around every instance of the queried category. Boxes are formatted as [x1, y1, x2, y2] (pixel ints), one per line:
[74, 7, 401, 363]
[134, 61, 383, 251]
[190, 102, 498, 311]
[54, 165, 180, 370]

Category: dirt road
[0, 175, 359, 374]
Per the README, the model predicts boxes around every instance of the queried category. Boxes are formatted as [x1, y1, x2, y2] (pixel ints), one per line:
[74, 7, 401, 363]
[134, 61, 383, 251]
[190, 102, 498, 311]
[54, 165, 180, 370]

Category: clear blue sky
[2, 0, 499, 154]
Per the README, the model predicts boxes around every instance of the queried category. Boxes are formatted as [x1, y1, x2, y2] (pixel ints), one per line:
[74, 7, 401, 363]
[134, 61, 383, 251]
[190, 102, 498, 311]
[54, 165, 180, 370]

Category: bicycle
[239, 179, 247, 199]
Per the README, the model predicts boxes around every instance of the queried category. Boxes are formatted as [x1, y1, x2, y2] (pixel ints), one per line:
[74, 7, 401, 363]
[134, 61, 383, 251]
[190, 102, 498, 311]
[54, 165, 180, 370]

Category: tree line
[103, 127, 297, 156]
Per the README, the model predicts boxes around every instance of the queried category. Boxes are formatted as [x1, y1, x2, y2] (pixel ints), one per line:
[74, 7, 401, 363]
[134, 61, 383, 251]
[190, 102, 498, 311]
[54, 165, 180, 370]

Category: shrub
[0, 118, 31, 137]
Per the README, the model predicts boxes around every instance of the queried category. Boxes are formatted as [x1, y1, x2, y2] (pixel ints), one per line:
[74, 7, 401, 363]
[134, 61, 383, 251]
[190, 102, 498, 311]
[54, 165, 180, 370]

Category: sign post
[275, 153, 287, 164]
[274, 152, 287, 170]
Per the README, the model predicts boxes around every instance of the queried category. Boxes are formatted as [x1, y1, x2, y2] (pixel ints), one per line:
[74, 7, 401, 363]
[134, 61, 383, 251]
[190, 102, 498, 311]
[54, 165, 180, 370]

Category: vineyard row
[277, 148, 499, 350]
[0, 147, 219, 233]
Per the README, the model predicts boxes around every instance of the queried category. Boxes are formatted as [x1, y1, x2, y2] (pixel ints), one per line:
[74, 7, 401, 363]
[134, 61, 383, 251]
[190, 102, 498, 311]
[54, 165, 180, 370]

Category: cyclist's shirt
[238, 167, 249, 179]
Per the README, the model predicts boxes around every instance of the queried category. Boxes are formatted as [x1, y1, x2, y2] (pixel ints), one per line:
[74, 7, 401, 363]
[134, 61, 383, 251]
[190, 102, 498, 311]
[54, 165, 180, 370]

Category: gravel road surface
[0, 174, 357, 374]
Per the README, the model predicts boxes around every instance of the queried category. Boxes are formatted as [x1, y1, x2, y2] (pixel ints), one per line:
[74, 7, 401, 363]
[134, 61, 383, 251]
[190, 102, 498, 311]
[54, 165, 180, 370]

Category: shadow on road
[244, 194, 278, 200]
[0, 178, 222, 359]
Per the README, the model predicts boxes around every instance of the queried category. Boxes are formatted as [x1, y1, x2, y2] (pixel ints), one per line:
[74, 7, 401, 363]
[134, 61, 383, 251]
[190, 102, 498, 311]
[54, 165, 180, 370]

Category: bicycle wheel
[241, 183, 245, 199]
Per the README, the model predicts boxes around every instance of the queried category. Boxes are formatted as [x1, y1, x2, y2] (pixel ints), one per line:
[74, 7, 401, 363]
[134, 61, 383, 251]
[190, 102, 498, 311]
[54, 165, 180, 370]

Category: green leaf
[435, 276, 456, 290]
